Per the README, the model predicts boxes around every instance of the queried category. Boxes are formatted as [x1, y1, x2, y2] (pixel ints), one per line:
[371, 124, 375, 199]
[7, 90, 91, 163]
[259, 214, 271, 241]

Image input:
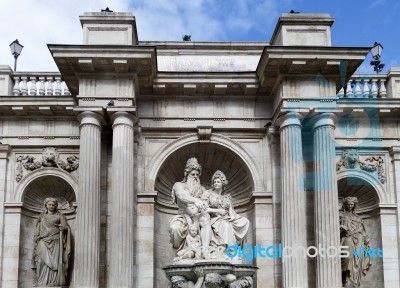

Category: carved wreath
[336, 149, 386, 184]
[16, 147, 79, 182]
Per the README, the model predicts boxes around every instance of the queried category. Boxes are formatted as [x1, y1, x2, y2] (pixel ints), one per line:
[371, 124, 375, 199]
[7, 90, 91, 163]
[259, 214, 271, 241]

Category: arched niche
[17, 172, 77, 287]
[154, 142, 255, 206]
[337, 171, 384, 288]
[153, 141, 256, 287]
[146, 133, 264, 196]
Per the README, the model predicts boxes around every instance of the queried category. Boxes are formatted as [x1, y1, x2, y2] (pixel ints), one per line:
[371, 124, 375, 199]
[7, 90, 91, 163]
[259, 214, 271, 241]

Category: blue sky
[1, 0, 398, 73]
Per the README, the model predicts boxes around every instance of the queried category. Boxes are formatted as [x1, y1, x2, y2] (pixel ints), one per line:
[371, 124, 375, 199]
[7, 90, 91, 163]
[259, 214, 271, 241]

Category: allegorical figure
[340, 196, 372, 287]
[32, 197, 71, 286]
[202, 170, 249, 248]
[169, 157, 214, 258]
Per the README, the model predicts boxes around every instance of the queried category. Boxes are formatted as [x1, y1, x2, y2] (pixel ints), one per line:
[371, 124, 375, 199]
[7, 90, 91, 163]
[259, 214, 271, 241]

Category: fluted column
[109, 111, 136, 287]
[312, 113, 341, 288]
[278, 112, 308, 288]
[75, 111, 103, 288]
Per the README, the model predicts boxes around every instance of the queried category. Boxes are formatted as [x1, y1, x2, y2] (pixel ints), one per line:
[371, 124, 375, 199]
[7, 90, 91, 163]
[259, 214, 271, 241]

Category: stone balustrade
[337, 75, 387, 98]
[12, 72, 70, 96]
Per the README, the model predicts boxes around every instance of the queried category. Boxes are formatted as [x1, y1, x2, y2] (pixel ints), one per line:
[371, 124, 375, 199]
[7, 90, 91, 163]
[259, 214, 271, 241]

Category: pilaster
[136, 192, 157, 288]
[388, 147, 400, 285]
[74, 110, 104, 288]
[108, 109, 136, 287]
[312, 113, 341, 288]
[0, 145, 11, 285]
[277, 112, 308, 288]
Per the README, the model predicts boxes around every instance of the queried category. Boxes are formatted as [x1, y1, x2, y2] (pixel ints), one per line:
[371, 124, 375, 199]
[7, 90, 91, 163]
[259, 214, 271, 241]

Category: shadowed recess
[22, 175, 76, 213]
[338, 177, 379, 213]
[155, 142, 254, 205]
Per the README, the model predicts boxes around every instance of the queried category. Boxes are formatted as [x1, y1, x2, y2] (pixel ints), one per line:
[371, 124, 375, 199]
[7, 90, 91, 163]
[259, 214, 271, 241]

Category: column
[0, 145, 11, 286]
[278, 112, 308, 288]
[75, 111, 103, 288]
[312, 113, 341, 288]
[109, 111, 136, 287]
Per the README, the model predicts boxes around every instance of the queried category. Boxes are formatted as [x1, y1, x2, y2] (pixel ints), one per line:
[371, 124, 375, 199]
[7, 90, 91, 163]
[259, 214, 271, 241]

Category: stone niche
[153, 142, 255, 288]
[18, 175, 76, 288]
[337, 176, 384, 288]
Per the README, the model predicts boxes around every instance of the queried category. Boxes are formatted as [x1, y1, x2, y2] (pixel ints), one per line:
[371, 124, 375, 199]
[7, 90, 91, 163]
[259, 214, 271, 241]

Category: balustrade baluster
[46, 77, 54, 95]
[362, 80, 370, 98]
[64, 83, 71, 95]
[370, 80, 378, 98]
[20, 77, 28, 96]
[13, 77, 20, 96]
[30, 77, 37, 95]
[346, 80, 353, 98]
[54, 77, 62, 95]
[38, 77, 45, 95]
[337, 87, 344, 98]
[354, 80, 361, 98]
[379, 79, 387, 98]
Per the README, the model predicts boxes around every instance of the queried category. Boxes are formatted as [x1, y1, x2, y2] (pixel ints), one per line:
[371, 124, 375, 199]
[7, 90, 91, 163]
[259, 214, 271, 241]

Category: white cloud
[0, 0, 288, 71]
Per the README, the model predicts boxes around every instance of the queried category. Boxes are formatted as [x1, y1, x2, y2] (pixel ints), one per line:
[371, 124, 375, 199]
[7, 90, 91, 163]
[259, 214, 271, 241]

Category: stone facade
[0, 10, 400, 288]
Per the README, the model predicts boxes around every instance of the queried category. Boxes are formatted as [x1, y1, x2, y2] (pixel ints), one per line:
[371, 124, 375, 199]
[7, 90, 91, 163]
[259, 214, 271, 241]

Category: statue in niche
[169, 158, 250, 261]
[202, 170, 250, 249]
[31, 197, 71, 287]
[169, 157, 213, 259]
[340, 197, 372, 287]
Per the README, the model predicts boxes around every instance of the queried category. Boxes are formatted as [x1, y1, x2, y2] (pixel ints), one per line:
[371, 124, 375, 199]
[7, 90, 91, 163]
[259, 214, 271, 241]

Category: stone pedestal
[312, 113, 341, 288]
[278, 112, 308, 288]
[164, 262, 257, 287]
[74, 111, 103, 288]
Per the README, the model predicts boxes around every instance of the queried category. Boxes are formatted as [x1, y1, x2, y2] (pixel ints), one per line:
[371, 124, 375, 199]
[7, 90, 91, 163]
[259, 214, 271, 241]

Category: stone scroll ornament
[16, 147, 79, 182]
[32, 197, 72, 287]
[336, 149, 386, 184]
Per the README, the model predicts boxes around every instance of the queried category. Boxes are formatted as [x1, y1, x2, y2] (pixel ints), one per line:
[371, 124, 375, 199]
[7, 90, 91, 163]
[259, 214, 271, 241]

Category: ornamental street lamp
[9, 39, 23, 71]
[370, 42, 385, 73]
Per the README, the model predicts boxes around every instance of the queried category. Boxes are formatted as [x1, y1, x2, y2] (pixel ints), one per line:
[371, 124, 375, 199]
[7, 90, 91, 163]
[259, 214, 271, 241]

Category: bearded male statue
[169, 157, 213, 259]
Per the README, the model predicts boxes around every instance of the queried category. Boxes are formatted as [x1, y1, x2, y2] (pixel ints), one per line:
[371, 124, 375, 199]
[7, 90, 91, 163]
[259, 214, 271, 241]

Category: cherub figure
[174, 225, 201, 261]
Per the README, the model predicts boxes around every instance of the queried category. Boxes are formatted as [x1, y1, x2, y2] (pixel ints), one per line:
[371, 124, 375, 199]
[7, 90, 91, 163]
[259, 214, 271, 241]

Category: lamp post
[9, 39, 23, 71]
[370, 42, 385, 73]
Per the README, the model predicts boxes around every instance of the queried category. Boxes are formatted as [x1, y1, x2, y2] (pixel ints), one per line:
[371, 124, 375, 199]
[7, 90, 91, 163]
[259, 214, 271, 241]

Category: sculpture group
[32, 197, 71, 287]
[169, 158, 249, 261]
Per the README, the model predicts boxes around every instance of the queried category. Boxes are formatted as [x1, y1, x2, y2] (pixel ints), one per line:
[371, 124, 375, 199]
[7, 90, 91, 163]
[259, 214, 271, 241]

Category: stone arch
[337, 169, 387, 207]
[15, 167, 78, 206]
[146, 133, 264, 199]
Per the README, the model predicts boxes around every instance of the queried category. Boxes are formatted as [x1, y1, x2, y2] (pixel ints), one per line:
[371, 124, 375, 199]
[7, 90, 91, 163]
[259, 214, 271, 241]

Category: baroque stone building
[0, 10, 400, 288]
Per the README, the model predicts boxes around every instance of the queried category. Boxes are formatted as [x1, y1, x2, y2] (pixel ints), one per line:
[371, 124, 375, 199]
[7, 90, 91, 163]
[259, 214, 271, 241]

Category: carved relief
[336, 150, 386, 183]
[15, 147, 79, 182]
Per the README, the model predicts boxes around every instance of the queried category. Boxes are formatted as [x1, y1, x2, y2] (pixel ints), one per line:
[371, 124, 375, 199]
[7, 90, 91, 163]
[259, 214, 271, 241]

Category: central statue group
[169, 157, 250, 261]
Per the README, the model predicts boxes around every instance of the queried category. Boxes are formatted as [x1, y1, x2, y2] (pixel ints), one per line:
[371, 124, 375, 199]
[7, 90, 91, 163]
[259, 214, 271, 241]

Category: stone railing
[337, 75, 386, 98]
[12, 72, 70, 96]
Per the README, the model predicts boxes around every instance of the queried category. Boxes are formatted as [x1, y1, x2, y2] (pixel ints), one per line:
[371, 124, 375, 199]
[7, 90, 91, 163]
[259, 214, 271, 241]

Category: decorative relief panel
[336, 149, 386, 184]
[16, 147, 79, 182]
